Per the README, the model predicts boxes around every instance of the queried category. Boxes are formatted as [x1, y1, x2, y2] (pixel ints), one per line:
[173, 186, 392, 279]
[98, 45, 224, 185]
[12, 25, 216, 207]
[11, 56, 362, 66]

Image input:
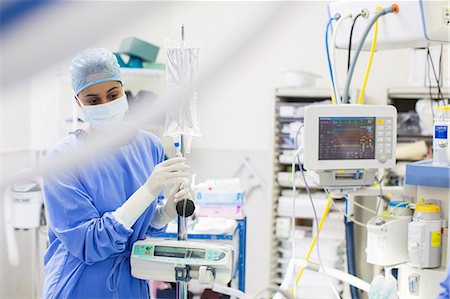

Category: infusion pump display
[303, 105, 397, 170]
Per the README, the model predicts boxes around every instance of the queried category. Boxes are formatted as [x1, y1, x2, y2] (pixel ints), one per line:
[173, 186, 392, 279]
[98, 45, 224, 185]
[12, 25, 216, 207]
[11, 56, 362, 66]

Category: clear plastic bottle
[433, 106, 450, 166]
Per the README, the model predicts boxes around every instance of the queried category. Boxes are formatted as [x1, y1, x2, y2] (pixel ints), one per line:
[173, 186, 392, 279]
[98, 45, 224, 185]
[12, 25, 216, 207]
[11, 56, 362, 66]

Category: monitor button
[379, 155, 387, 163]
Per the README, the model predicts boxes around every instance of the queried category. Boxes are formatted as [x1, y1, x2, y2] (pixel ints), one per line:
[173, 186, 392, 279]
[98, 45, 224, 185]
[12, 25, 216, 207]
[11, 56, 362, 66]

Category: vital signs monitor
[303, 105, 397, 187]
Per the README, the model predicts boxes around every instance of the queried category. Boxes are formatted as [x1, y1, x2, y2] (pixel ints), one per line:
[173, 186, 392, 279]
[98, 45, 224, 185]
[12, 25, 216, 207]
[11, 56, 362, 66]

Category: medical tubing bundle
[325, 17, 338, 105]
[357, 8, 380, 104]
[342, 5, 397, 103]
[347, 14, 362, 73]
[331, 14, 351, 103]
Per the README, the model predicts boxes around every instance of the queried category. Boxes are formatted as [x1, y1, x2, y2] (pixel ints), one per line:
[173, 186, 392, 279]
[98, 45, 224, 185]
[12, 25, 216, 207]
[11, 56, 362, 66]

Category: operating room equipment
[366, 201, 412, 266]
[328, 1, 450, 51]
[3, 176, 44, 298]
[4, 179, 43, 265]
[433, 106, 450, 166]
[302, 104, 397, 188]
[408, 201, 442, 269]
[130, 239, 233, 284]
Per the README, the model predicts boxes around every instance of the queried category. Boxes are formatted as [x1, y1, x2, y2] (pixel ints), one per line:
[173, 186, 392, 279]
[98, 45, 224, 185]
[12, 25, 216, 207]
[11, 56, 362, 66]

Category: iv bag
[164, 38, 201, 153]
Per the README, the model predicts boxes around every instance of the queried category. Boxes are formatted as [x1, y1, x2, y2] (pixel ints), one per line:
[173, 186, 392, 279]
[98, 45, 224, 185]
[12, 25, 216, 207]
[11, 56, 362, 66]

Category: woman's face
[76, 81, 123, 106]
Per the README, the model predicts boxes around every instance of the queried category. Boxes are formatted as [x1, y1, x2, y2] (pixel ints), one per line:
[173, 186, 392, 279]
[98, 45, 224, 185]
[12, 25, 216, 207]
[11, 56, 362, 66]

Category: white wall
[1, 1, 449, 297]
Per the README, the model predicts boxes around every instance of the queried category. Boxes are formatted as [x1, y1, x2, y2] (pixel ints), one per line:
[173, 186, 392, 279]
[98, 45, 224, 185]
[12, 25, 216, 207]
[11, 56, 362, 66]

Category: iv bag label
[431, 231, 441, 247]
[435, 126, 448, 139]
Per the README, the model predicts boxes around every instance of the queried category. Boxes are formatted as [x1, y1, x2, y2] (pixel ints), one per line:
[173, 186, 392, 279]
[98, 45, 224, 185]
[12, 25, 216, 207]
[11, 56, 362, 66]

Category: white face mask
[77, 94, 129, 132]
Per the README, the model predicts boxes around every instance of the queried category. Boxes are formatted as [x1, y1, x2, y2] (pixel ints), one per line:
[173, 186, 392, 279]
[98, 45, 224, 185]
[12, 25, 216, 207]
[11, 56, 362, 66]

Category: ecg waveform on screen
[318, 117, 375, 160]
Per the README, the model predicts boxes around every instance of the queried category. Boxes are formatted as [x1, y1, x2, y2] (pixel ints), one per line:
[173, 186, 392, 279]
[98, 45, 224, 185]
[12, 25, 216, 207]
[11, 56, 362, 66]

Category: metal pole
[176, 134, 188, 299]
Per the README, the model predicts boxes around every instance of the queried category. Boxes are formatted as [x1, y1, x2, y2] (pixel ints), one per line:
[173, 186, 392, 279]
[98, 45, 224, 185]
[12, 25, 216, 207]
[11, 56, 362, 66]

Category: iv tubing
[357, 8, 380, 104]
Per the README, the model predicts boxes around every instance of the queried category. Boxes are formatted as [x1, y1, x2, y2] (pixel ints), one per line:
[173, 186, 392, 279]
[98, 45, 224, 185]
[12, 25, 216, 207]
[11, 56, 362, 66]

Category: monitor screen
[318, 117, 376, 160]
[154, 246, 205, 259]
[154, 246, 186, 258]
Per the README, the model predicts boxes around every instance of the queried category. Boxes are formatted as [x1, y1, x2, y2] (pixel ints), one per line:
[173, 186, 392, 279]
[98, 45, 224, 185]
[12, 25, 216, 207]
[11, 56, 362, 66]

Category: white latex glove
[150, 183, 194, 229]
[145, 157, 190, 198]
[113, 157, 190, 229]
[164, 182, 193, 218]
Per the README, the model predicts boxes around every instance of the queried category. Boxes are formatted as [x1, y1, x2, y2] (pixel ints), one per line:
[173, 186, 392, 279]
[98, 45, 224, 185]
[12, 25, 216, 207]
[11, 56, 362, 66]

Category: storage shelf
[270, 88, 357, 288]
[276, 87, 336, 98]
[387, 86, 450, 99]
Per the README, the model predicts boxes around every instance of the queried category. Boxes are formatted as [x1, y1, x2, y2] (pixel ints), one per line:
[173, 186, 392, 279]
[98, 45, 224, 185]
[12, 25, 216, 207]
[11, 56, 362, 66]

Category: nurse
[43, 48, 190, 298]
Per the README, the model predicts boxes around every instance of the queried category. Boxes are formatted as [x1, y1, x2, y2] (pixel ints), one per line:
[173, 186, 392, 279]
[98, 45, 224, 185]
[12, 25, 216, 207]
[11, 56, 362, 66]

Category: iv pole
[176, 134, 188, 299]
[174, 24, 196, 299]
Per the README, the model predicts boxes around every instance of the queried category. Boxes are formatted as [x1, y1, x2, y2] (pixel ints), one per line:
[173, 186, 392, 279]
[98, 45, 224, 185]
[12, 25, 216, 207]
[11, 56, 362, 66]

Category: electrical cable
[326, 17, 338, 105]
[289, 123, 305, 298]
[357, 7, 380, 104]
[437, 45, 446, 105]
[293, 127, 340, 299]
[342, 5, 398, 103]
[331, 14, 351, 103]
[291, 147, 302, 272]
[427, 46, 444, 101]
[352, 200, 377, 215]
[330, 199, 367, 228]
[293, 193, 333, 286]
[374, 176, 383, 213]
[347, 14, 362, 73]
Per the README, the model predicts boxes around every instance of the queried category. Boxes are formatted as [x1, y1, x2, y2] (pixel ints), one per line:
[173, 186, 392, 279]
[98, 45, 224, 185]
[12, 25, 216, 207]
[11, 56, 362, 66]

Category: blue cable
[325, 17, 338, 102]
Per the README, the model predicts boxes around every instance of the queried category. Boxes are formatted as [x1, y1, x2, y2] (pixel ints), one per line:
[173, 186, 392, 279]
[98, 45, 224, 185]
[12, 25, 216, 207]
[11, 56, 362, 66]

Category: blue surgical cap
[70, 48, 122, 95]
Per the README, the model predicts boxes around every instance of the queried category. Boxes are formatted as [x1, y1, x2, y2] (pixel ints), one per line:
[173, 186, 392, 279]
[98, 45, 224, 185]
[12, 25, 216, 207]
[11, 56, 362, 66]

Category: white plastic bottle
[433, 106, 450, 166]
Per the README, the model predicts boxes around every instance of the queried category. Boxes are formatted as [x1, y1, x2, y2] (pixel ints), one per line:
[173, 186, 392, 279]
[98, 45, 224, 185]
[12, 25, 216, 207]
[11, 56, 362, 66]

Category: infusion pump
[131, 239, 233, 285]
[302, 105, 397, 187]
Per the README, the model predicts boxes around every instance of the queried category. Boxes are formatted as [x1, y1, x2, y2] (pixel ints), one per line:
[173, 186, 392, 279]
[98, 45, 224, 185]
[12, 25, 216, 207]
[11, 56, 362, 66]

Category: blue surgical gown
[43, 129, 166, 298]
[439, 265, 450, 299]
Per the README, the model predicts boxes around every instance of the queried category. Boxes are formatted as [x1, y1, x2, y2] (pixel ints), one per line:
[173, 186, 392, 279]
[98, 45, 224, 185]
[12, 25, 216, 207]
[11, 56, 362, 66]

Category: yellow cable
[331, 88, 337, 105]
[293, 193, 333, 288]
[357, 8, 380, 104]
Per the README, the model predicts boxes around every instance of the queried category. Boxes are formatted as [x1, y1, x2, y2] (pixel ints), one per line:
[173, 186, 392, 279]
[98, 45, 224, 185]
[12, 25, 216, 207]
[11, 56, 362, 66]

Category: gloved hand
[149, 182, 194, 229]
[113, 157, 190, 229]
[145, 157, 190, 198]
[163, 182, 193, 219]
